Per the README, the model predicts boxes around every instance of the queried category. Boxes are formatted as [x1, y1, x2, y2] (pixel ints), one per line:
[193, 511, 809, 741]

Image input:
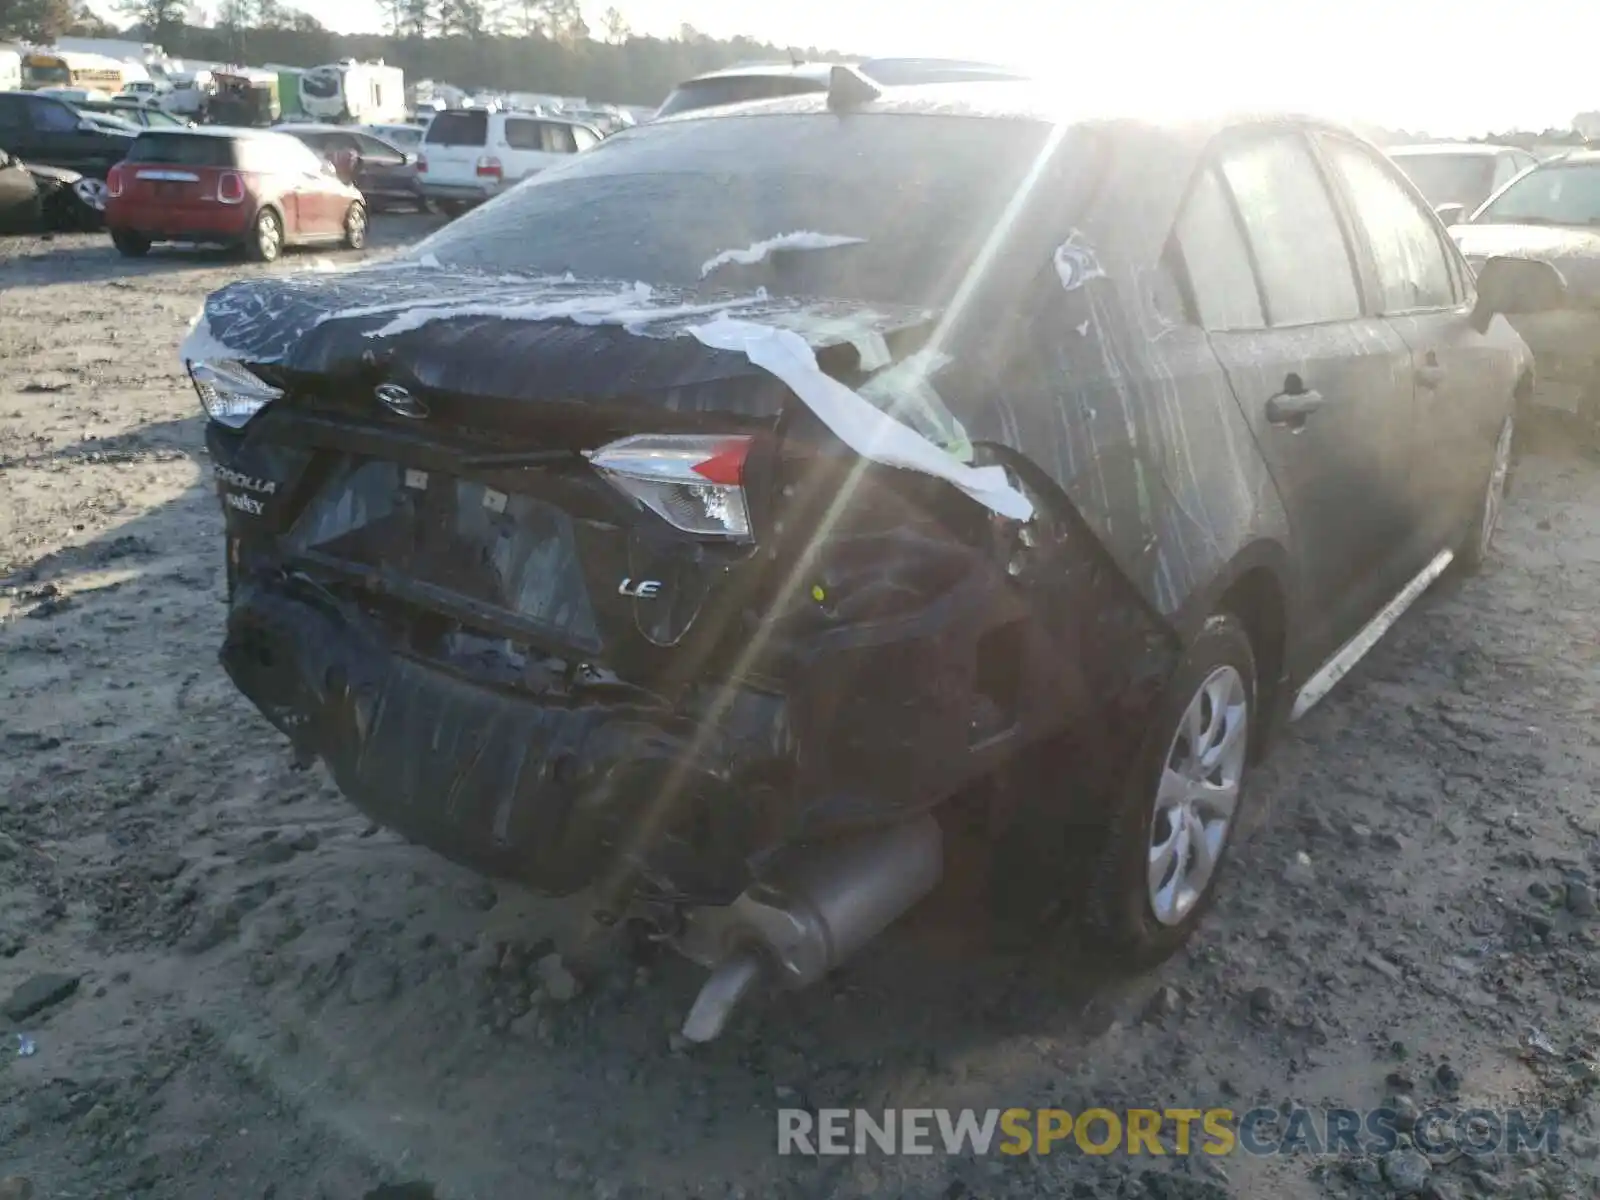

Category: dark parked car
[0, 146, 105, 233]
[654, 57, 1029, 118]
[0, 90, 134, 205]
[276, 123, 424, 211]
[1451, 151, 1600, 429]
[181, 77, 1550, 1043]
[106, 127, 366, 261]
[1389, 142, 1539, 224]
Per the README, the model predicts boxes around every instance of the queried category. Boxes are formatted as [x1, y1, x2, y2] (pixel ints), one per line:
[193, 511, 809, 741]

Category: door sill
[1290, 547, 1454, 722]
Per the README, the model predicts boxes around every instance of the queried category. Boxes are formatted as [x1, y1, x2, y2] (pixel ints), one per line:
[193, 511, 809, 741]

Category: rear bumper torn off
[220, 579, 786, 903]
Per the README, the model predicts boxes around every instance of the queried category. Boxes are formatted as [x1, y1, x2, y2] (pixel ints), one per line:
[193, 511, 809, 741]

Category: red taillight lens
[106, 164, 123, 198]
[475, 155, 502, 179]
[586, 434, 753, 540]
[415, 154, 427, 173]
[216, 171, 245, 204]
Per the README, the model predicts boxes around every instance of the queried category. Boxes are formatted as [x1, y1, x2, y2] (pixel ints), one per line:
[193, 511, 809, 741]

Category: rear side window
[425, 110, 488, 147]
[28, 98, 79, 132]
[1321, 139, 1456, 312]
[1173, 166, 1265, 331]
[573, 126, 598, 151]
[1220, 134, 1362, 327]
[504, 119, 577, 153]
[126, 133, 237, 167]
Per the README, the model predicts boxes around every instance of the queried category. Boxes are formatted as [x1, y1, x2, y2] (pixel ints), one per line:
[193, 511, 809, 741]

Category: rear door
[275, 135, 342, 237]
[1181, 130, 1420, 668]
[0, 94, 34, 160]
[1317, 134, 1511, 562]
[420, 108, 488, 187]
[501, 118, 579, 182]
[352, 131, 409, 195]
[22, 96, 88, 169]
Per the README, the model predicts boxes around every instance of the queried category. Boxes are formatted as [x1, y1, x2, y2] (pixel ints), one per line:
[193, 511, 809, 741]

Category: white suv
[416, 108, 601, 213]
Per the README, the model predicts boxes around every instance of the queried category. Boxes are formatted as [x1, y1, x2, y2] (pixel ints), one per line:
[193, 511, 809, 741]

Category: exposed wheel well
[1215, 567, 1286, 761]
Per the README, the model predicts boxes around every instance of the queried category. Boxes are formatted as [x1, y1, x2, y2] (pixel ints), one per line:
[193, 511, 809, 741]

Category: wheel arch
[1173, 540, 1295, 760]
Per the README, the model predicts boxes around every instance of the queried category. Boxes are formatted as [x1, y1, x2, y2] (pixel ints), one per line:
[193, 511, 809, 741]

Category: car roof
[677, 61, 836, 86]
[1538, 149, 1600, 165]
[1390, 142, 1519, 158]
[649, 79, 1351, 145]
[674, 58, 1028, 88]
[134, 125, 292, 141]
[275, 123, 356, 134]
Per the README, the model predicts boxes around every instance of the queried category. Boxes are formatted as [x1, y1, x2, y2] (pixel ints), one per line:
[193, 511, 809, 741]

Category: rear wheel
[1458, 412, 1514, 574]
[440, 199, 470, 218]
[111, 230, 151, 257]
[342, 201, 368, 250]
[1083, 614, 1256, 966]
[244, 207, 282, 263]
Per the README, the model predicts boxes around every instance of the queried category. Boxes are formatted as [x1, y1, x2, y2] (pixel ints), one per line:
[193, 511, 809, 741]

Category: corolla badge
[375, 383, 428, 419]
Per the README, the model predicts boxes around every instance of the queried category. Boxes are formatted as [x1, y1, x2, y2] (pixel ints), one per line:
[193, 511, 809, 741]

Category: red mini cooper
[105, 127, 367, 262]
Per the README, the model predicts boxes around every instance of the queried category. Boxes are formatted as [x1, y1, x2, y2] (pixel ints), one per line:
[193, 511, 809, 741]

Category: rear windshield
[125, 132, 237, 167]
[404, 112, 1063, 308]
[655, 75, 827, 118]
[425, 110, 488, 147]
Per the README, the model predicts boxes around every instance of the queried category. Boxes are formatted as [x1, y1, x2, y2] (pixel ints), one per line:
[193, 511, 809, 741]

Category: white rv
[0, 46, 21, 92]
[300, 60, 406, 125]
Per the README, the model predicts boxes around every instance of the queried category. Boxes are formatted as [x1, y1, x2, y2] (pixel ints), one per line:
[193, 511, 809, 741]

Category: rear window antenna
[827, 64, 882, 113]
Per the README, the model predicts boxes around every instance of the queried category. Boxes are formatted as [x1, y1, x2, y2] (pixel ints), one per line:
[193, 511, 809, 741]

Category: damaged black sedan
[182, 73, 1553, 1040]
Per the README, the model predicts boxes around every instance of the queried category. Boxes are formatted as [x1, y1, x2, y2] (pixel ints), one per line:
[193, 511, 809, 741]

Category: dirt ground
[4, 219, 1600, 1200]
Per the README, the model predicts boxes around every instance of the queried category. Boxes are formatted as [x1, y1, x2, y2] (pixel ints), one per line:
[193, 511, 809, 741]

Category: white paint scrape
[689, 316, 1032, 521]
[699, 232, 866, 281]
[1054, 229, 1106, 292]
[363, 282, 753, 340]
[178, 309, 243, 366]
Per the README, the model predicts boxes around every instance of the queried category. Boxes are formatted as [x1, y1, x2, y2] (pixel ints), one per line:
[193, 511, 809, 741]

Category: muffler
[673, 814, 943, 1042]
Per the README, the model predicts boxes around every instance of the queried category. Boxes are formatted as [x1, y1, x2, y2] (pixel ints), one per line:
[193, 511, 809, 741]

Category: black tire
[1457, 412, 1514, 575]
[1082, 613, 1257, 967]
[342, 201, 368, 250]
[111, 230, 151, 257]
[440, 199, 470, 218]
[244, 207, 282, 263]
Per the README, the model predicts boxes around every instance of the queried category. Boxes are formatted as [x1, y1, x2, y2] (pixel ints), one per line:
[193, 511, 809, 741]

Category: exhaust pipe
[674, 814, 943, 1042]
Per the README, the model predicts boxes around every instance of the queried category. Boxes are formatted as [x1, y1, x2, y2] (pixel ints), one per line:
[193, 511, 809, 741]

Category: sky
[278, 0, 1600, 136]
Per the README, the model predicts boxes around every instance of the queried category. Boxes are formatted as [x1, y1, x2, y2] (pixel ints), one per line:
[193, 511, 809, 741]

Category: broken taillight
[415, 154, 428, 173]
[475, 156, 503, 179]
[106, 164, 124, 198]
[586, 434, 753, 540]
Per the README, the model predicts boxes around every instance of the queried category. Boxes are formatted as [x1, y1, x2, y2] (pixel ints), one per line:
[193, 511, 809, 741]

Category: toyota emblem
[375, 383, 428, 419]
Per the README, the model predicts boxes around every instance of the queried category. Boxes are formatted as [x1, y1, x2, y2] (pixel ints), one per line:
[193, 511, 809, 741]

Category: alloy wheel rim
[75, 178, 107, 211]
[348, 206, 366, 244]
[1481, 416, 1513, 558]
[1147, 665, 1248, 926]
[259, 214, 281, 258]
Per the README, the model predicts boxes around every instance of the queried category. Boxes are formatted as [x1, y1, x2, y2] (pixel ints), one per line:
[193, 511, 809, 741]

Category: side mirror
[1470, 255, 1567, 332]
[77, 118, 99, 133]
[1434, 202, 1467, 226]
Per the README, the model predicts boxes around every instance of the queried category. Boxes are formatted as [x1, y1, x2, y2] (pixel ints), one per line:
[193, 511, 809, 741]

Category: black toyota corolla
[181, 74, 1553, 1040]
